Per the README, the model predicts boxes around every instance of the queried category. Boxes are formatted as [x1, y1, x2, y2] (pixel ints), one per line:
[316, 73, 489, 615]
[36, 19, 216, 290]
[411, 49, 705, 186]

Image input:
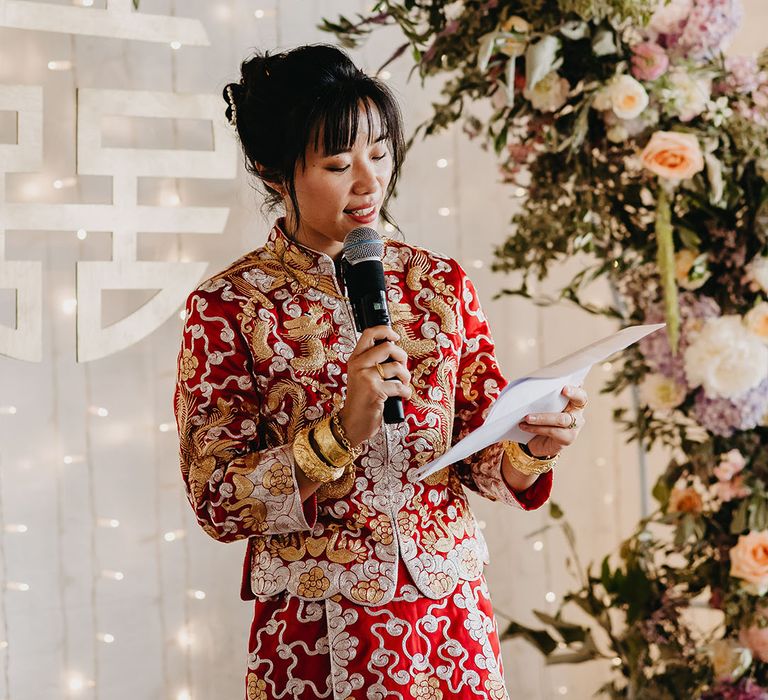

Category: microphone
[342, 226, 405, 424]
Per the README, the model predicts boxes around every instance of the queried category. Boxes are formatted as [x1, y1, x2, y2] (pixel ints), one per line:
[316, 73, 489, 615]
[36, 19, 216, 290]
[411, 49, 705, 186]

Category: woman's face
[284, 103, 393, 260]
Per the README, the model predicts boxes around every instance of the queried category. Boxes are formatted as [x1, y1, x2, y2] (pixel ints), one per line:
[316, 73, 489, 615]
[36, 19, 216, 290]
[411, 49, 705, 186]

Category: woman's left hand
[518, 385, 588, 458]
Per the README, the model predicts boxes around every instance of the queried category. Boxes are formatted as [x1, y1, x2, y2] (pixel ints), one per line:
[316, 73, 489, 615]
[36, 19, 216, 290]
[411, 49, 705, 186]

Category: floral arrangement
[323, 0, 768, 696]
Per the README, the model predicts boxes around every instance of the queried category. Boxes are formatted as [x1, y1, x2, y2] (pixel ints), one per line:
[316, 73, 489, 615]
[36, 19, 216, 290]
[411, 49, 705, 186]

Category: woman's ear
[255, 163, 286, 197]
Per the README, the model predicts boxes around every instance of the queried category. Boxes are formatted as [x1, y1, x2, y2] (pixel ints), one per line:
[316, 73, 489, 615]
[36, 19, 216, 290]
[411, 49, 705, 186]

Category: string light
[254, 9, 265, 18]
[176, 689, 192, 700]
[52, 177, 76, 189]
[4, 524, 28, 534]
[596, 457, 608, 467]
[545, 591, 556, 603]
[476, 520, 486, 530]
[602, 362, 613, 372]
[436, 158, 449, 168]
[6, 582, 30, 592]
[177, 627, 194, 648]
[170, 41, 182, 50]
[101, 570, 124, 581]
[612, 657, 622, 667]
[0, 406, 16, 415]
[158, 422, 173, 433]
[379, 70, 391, 80]
[178, 309, 187, 321]
[163, 530, 185, 542]
[189, 589, 206, 600]
[514, 187, 527, 197]
[62, 455, 84, 465]
[48, 60, 73, 71]
[438, 207, 451, 217]
[533, 540, 544, 551]
[61, 298, 77, 315]
[557, 687, 569, 695]
[88, 406, 109, 418]
[0, 641, 7, 649]
[76, 229, 87, 240]
[97, 518, 120, 529]
[470, 259, 484, 269]
[97, 633, 115, 644]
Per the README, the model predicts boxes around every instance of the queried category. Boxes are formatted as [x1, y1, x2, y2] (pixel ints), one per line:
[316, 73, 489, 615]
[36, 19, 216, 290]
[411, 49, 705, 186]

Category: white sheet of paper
[413, 323, 665, 482]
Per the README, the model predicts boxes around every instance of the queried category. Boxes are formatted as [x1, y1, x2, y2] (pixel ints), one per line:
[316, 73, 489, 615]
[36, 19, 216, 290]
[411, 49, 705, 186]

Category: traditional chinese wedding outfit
[174, 220, 553, 700]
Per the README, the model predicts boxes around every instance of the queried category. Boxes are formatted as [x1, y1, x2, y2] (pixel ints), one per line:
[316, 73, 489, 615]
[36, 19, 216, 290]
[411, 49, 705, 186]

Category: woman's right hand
[338, 325, 412, 447]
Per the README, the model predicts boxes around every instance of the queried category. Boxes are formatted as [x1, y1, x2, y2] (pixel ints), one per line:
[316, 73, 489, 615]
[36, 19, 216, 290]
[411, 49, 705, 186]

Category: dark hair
[222, 44, 405, 235]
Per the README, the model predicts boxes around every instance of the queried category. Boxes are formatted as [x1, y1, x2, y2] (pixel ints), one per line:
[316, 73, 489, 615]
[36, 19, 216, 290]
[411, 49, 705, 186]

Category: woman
[174, 44, 588, 700]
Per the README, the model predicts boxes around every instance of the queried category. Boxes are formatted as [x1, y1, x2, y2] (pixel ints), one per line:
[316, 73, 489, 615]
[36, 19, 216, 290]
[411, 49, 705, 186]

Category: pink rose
[713, 475, 750, 503]
[714, 449, 747, 482]
[739, 622, 768, 663]
[730, 530, 768, 595]
[631, 42, 669, 81]
[641, 131, 705, 181]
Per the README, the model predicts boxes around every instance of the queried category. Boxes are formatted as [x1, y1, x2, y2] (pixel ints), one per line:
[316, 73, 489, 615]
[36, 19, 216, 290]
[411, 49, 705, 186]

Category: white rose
[650, 0, 694, 35]
[684, 316, 768, 399]
[708, 639, 752, 681]
[610, 75, 649, 120]
[593, 85, 614, 111]
[639, 373, 687, 411]
[607, 124, 629, 142]
[745, 302, 768, 344]
[665, 69, 712, 122]
[524, 71, 569, 112]
[745, 256, 768, 294]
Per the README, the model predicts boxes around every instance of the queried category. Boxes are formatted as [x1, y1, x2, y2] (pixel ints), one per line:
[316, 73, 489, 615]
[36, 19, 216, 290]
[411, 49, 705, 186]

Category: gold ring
[375, 362, 386, 380]
[568, 412, 578, 430]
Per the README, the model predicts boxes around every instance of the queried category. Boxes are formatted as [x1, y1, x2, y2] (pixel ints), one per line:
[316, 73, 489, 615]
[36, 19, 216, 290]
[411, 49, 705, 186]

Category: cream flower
[745, 302, 768, 343]
[730, 530, 768, 595]
[610, 74, 650, 120]
[524, 71, 570, 112]
[714, 449, 747, 482]
[641, 131, 705, 181]
[639, 373, 687, 412]
[708, 638, 752, 681]
[683, 316, 768, 399]
[745, 256, 768, 294]
[665, 69, 712, 122]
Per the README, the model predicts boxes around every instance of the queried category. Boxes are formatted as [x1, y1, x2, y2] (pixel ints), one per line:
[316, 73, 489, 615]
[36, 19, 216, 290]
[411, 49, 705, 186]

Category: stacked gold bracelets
[502, 440, 558, 477]
[292, 413, 361, 484]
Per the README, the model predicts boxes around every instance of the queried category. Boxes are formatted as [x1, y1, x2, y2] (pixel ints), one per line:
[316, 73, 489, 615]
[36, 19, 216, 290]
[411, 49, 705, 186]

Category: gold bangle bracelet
[293, 426, 345, 484]
[502, 440, 557, 477]
[313, 417, 352, 469]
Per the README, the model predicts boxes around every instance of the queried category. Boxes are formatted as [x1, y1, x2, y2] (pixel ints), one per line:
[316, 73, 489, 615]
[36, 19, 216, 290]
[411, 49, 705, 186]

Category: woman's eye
[327, 165, 350, 173]
[373, 153, 387, 161]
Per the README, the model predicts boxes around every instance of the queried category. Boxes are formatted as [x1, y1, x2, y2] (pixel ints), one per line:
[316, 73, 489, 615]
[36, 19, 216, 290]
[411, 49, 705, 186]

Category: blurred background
[0, 1, 766, 698]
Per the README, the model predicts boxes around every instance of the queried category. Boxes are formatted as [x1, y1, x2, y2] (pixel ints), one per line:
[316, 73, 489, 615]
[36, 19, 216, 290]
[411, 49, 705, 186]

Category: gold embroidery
[350, 578, 386, 604]
[246, 673, 268, 700]
[297, 566, 330, 597]
[179, 348, 198, 381]
[261, 463, 294, 496]
[410, 672, 444, 700]
[460, 359, 488, 403]
[369, 515, 394, 545]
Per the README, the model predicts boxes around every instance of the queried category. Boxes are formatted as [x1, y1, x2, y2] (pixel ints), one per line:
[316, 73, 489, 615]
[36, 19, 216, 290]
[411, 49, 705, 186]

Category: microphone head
[342, 227, 384, 266]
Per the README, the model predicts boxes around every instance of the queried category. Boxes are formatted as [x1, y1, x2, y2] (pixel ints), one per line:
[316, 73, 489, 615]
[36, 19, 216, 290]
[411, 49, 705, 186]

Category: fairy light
[97, 518, 120, 529]
[379, 70, 391, 80]
[0, 641, 7, 649]
[604, 493, 615, 505]
[602, 362, 613, 372]
[76, 229, 87, 240]
[67, 673, 85, 693]
[515, 187, 527, 197]
[178, 309, 187, 321]
[0, 406, 16, 415]
[177, 690, 192, 700]
[163, 530, 185, 542]
[438, 207, 451, 217]
[101, 570, 124, 581]
[88, 406, 109, 418]
[177, 626, 194, 648]
[4, 524, 28, 534]
[476, 520, 486, 530]
[189, 589, 206, 600]
[61, 298, 77, 315]
[545, 591, 556, 603]
[596, 457, 608, 467]
[557, 687, 568, 695]
[48, 60, 73, 71]
[254, 9, 265, 18]
[6, 582, 30, 592]
[158, 422, 173, 433]
[52, 177, 76, 189]
[436, 158, 449, 168]
[170, 41, 182, 50]
[470, 259, 484, 269]
[612, 657, 622, 667]
[97, 633, 115, 644]
[533, 540, 544, 551]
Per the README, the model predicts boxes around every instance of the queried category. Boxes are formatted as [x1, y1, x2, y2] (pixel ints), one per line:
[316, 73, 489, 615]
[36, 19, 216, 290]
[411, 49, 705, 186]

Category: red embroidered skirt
[245, 559, 509, 700]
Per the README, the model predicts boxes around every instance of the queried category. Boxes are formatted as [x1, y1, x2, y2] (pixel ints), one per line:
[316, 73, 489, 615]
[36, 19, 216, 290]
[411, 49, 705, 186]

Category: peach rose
[730, 530, 768, 595]
[739, 622, 768, 663]
[668, 486, 704, 514]
[641, 131, 705, 181]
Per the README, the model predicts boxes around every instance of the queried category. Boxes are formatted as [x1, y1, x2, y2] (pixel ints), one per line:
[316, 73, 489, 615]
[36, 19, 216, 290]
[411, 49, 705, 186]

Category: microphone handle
[351, 290, 404, 425]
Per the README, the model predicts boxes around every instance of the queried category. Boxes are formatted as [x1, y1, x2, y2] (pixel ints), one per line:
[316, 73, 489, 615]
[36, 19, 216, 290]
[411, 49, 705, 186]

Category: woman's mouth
[344, 205, 377, 223]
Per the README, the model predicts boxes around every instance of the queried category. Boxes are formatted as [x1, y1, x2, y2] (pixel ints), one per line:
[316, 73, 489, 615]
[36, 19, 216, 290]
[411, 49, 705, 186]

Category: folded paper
[414, 323, 665, 482]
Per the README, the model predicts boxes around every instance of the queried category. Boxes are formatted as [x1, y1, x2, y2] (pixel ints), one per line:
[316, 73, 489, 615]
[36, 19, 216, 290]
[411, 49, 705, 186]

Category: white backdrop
[0, 1, 766, 699]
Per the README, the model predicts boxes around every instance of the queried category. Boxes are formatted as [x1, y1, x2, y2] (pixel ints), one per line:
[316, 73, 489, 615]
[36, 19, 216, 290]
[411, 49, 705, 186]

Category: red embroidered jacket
[174, 220, 552, 606]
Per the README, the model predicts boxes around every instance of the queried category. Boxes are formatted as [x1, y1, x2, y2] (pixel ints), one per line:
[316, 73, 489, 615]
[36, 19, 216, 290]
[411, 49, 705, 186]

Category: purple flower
[692, 377, 768, 437]
[650, 0, 744, 59]
[631, 42, 670, 81]
[701, 679, 768, 700]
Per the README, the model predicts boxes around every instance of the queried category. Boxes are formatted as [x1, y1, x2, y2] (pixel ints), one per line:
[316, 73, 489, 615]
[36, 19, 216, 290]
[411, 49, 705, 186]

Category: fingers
[350, 326, 400, 358]
[562, 384, 588, 409]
